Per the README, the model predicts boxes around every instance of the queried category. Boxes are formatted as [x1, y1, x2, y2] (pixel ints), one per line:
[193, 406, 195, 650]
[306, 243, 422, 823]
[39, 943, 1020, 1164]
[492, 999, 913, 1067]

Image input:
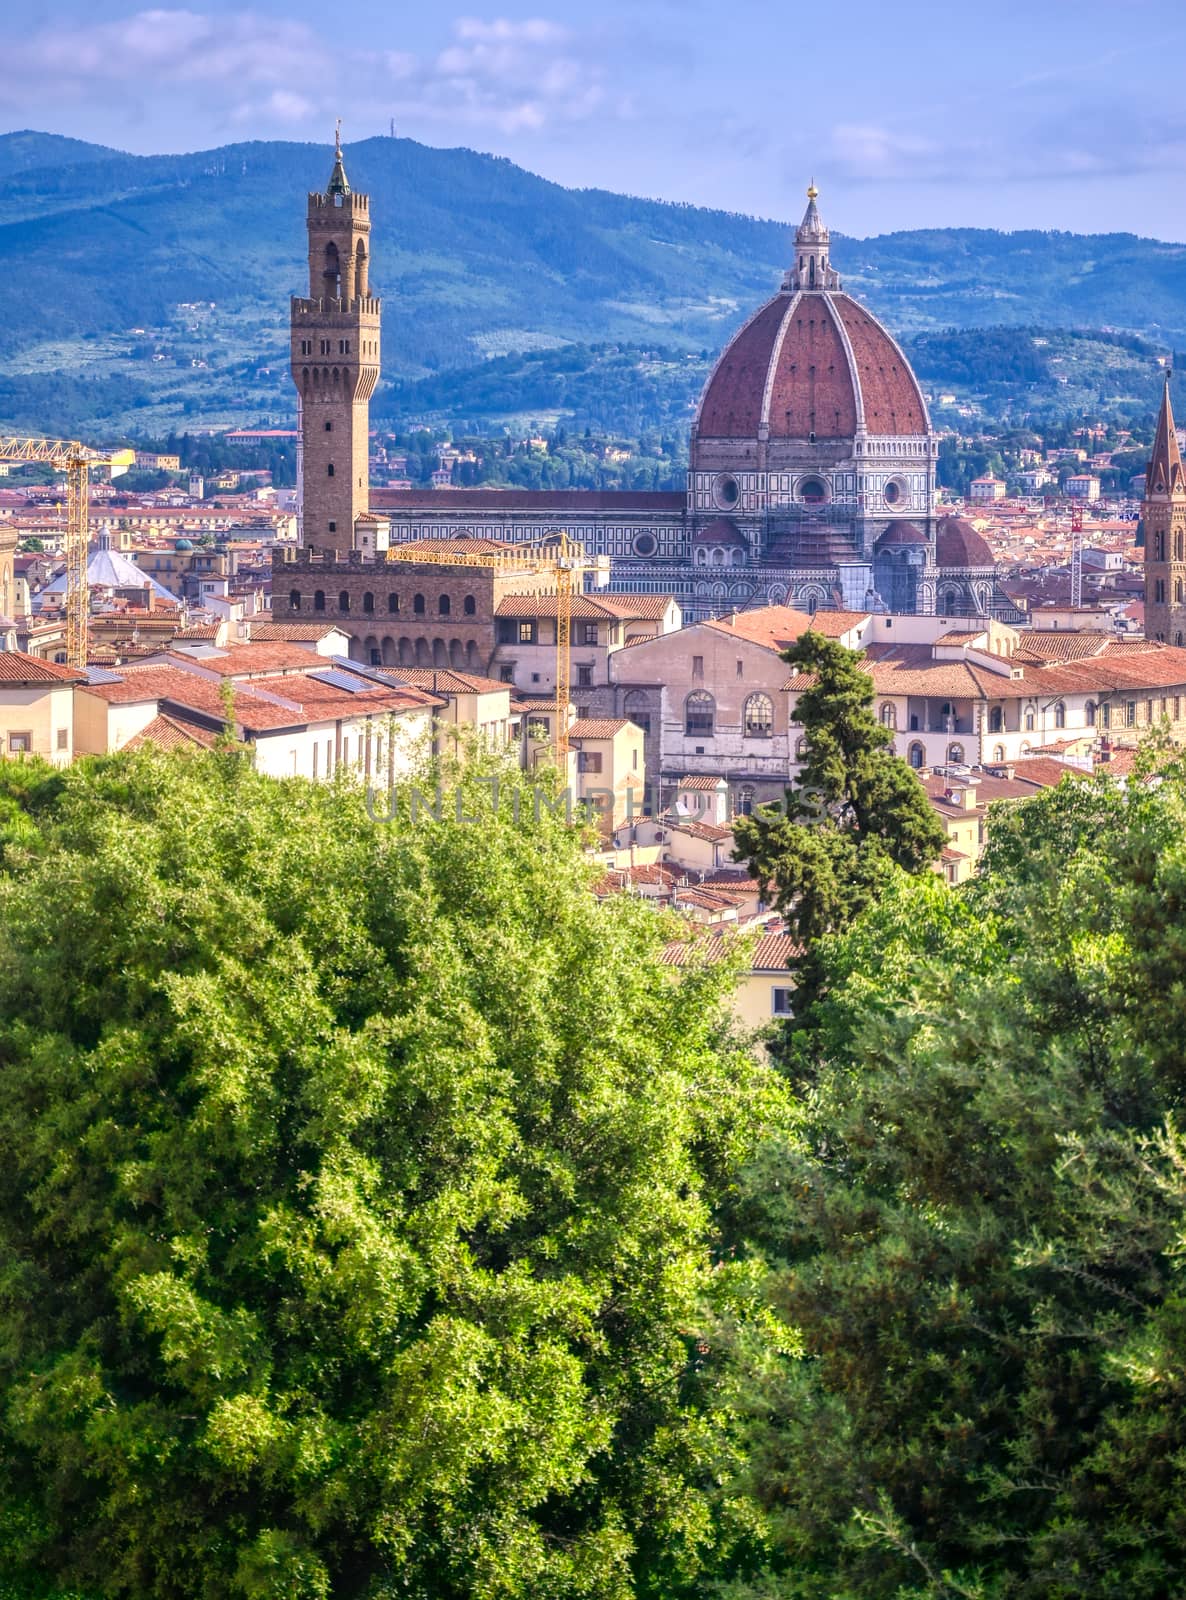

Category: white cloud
[5, 8, 624, 143]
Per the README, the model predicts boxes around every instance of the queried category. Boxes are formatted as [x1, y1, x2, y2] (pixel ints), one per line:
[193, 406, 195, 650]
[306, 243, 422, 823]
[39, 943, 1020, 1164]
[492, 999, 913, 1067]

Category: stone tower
[291, 128, 381, 555]
[1142, 375, 1186, 645]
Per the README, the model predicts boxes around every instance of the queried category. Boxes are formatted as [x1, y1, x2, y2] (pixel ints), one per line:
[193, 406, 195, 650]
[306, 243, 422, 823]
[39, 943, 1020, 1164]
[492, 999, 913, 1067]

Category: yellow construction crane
[386, 533, 602, 762]
[0, 437, 135, 668]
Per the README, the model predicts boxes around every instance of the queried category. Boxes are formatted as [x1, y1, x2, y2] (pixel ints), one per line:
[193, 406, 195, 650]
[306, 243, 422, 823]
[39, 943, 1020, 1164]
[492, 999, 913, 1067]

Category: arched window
[1054, 701, 1066, 728]
[1155, 579, 1167, 603]
[388, 593, 399, 614]
[947, 743, 965, 764]
[314, 589, 325, 612]
[736, 784, 756, 817]
[413, 594, 425, 615]
[1178, 632, 1185, 647]
[439, 594, 451, 616]
[879, 702, 897, 728]
[685, 689, 714, 736]
[795, 735, 809, 759]
[363, 591, 375, 614]
[339, 590, 350, 612]
[289, 589, 301, 611]
[327, 463, 335, 477]
[1176, 579, 1184, 605]
[744, 692, 774, 737]
[1085, 700, 1096, 726]
[1024, 708, 1035, 731]
[807, 593, 819, 615]
[323, 240, 341, 297]
[992, 744, 1006, 762]
[623, 689, 651, 738]
[989, 706, 1003, 733]
[1177, 531, 1184, 561]
[908, 742, 924, 769]
[463, 595, 476, 616]
[1156, 532, 1166, 560]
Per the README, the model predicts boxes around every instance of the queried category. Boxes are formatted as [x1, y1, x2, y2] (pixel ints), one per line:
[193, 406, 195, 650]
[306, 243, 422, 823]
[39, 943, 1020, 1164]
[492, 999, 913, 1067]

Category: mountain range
[3, 129, 1186, 438]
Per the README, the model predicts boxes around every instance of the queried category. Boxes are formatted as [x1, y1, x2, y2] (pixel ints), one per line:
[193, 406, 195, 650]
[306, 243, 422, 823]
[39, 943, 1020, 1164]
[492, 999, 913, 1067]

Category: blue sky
[8, 0, 1186, 239]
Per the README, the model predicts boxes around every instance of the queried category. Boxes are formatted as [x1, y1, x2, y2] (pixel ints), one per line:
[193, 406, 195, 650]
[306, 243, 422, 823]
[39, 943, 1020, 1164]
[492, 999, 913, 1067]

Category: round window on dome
[799, 477, 828, 505]
[632, 532, 657, 558]
[884, 477, 907, 508]
[713, 474, 740, 510]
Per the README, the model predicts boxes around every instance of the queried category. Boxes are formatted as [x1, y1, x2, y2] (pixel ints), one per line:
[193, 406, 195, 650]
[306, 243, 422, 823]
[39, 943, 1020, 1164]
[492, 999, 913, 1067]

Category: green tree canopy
[731, 631, 944, 1021]
[0, 751, 780, 1600]
[725, 766, 1186, 1599]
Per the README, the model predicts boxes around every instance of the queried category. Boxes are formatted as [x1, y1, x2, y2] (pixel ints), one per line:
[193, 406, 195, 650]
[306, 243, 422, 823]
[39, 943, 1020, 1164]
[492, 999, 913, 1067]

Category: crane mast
[386, 533, 598, 765]
[0, 437, 134, 669]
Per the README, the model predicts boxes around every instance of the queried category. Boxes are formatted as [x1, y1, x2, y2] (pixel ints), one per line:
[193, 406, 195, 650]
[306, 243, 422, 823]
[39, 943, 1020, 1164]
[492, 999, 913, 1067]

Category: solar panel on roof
[328, 656, 392, 685]
[311, 668, 373, 694]
[84, 667, 123, 685]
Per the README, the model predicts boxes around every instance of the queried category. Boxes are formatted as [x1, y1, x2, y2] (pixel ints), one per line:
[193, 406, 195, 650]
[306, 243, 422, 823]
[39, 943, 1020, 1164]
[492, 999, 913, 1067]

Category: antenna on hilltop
[390, 117, 396, 138]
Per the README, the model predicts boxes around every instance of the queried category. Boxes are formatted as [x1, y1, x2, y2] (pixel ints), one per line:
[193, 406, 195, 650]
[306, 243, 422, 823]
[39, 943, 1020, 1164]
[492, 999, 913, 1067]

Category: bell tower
[1142, 374, 1186, 645]
[291, 126, 381, 555]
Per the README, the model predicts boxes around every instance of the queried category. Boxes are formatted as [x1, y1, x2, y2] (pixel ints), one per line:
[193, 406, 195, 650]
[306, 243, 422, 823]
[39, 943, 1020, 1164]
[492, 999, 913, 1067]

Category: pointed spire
[326, 119, 351, 198]
[1147, 372, 1184, 497]
[784, 179, 840, 292]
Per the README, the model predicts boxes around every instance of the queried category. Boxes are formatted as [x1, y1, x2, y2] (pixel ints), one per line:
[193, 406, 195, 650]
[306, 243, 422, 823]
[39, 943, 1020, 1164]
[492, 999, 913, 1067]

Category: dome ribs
[831, 296, 928, 436]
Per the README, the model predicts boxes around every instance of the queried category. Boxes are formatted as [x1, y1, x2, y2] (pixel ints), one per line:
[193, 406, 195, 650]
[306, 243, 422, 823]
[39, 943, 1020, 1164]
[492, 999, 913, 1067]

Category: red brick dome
[695, 289, 929, 442]
[936, 516, 994, 568]
[875, 519, 928, 548]
[693, 517, 746, 545]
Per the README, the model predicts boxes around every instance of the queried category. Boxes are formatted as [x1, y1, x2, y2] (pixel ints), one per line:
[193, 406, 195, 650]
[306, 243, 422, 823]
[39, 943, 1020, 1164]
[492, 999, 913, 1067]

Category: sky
[7, 0, 1186, 239]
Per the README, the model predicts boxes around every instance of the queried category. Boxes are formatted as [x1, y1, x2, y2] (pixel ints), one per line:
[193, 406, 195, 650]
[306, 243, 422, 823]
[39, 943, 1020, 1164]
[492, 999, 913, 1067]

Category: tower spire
[1148, 371, 1184, 497]
[785, 179, 840, 292]
[327, 119, 351, 199]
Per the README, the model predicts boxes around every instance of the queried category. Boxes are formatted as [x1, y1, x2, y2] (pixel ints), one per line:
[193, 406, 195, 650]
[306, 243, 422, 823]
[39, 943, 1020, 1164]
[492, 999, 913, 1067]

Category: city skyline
[6, 0, 1186, 240]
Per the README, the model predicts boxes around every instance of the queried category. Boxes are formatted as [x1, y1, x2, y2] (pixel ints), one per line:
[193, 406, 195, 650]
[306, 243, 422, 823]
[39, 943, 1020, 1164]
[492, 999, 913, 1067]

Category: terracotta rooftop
[659, 930, 800, 970]
[702, 604, 818, 652]
[373, 490, 685, 512]
[123, 712, 220, 752]
[0, 652, 83, 685]
[385, 666, 511, 696]
[568, 718, 634, 739]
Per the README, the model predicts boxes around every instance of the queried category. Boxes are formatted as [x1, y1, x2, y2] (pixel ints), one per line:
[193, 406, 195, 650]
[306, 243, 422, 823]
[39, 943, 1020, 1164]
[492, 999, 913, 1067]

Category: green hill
[2, 129, 1185, 437]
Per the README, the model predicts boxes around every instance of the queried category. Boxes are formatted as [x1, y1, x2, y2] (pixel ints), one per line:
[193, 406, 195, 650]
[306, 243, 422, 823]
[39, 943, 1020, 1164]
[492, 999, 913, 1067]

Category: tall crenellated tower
[1142, 374, 1186, 644]
[291, 127, 381, 555]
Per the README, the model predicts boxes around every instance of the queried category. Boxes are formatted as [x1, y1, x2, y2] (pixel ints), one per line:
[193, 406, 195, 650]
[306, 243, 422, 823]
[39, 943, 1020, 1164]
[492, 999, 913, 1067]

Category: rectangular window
[499, 665, 514, 683]
[56, 728, 68, 750]
[1176, 697, 1182, 720]
[577, 751, 602, 774]
[771, 987, 793, 1016]
[1146, 699, 1154, 724]
[577, 665, 593, 688]
[629, 712, 650, 736]
[518, 621, 537, 644]
[8, 732, 30, 753]
[736, 658, 744, 677]
[342, 737, 350, 766]
[312, 743, 319, 780]
[692, 655, 704, 680]
[580, 623, 599, 645]
[1127, 702, 1137, 727]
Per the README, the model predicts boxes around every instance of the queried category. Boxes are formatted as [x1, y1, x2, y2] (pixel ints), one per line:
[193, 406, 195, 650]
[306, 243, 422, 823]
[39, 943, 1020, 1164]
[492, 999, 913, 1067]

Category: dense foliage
[726, 762, 1186, 1597]
[0, 752, 779, 1600]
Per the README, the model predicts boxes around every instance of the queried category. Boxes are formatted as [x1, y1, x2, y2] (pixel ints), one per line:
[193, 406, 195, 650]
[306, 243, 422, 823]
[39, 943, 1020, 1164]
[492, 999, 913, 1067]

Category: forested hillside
[2, 129, 1186, 438]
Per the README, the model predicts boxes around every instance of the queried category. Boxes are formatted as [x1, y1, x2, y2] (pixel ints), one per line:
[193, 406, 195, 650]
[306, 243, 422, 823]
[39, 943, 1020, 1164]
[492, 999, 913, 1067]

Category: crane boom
[386, 534, 595, 764]
[0, 437, 134, 669]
